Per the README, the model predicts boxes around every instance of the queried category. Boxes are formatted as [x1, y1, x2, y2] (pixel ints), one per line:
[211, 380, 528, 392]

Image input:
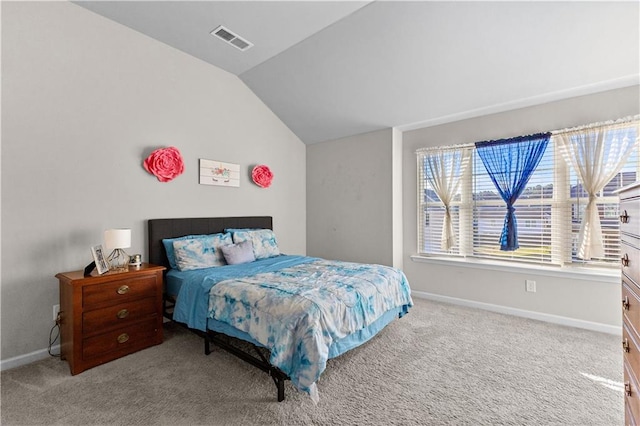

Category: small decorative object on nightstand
[129, 254, 142, 267]
[56, 263, 165, 375]
[89, 244, 109, 275]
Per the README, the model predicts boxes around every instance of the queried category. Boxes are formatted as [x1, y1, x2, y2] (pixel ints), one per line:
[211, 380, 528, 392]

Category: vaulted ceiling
[75, 1, 639, 144]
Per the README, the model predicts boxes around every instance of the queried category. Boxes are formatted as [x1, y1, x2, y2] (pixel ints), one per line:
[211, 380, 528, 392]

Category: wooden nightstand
[56, 263, 165, 375]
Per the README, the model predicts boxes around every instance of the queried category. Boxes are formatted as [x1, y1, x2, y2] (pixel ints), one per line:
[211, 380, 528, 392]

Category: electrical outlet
[525, 280, 536, 293]
[53, 304, 60, 322]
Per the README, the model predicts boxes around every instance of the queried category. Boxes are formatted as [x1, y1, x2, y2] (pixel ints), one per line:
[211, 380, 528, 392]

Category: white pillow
[173, 236, 225, 271]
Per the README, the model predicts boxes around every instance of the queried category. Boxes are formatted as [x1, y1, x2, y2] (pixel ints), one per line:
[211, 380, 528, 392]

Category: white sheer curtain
[423, 148, 471, 251]
[556, 118, 639, 259]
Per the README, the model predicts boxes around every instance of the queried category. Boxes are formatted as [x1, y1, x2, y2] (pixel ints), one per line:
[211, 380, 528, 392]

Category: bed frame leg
[277, 377, 285, 402]
[204, 335, 211, 355]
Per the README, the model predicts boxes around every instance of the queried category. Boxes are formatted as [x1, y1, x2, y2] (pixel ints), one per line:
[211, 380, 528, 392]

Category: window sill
[410, 255, 619, 283]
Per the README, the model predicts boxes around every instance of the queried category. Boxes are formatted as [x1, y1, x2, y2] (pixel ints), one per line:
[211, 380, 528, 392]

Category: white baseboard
[411, 290, 622, 336]
[0, 345, 60, 372]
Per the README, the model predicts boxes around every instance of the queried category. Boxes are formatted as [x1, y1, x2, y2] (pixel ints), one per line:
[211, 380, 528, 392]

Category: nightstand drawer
[627, 400, 636, 426]
[620, 187, 640, 239]
[622, 240, 640, 287]
[624, 279, 640, 337]
[82, 297, 158, 336]
[626, 360, 640, 425]
[82, 317, 159, 359]
[83, 275, 157, 308]
[624, 322, 640, 368]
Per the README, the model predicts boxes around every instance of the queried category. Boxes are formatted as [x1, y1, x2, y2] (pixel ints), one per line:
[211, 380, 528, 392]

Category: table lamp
[104, 228, 131, 271]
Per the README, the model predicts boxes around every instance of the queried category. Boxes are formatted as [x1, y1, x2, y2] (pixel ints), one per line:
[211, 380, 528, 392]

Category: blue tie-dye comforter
[206, 258, 413, 401]
[170, 255, 412, 401]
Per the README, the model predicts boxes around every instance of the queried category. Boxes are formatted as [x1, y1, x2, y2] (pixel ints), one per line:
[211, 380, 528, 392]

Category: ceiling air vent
[210, 25, 253, 51]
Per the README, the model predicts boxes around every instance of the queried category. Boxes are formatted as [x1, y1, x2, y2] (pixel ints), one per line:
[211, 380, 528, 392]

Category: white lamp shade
[104, 229, 131, 250]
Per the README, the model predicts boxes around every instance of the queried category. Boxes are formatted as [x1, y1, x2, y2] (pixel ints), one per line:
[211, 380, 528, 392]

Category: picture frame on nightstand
[91, 244, 109, 275]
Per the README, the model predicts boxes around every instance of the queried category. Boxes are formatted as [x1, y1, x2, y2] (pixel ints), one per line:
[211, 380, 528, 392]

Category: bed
[148, 216, 413, 402]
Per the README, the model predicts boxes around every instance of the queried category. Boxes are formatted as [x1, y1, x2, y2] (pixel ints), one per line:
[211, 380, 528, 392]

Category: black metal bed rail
[204, 331, 289, 402]
[163, 295, 289, 401]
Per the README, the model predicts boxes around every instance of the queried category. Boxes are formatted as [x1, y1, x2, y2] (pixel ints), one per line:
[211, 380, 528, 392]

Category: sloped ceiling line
[74, 1, 640, 144]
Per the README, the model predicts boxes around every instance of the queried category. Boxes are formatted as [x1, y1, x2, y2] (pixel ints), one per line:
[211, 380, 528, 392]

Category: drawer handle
[117, 333, 129, 344]
[623, 296, 630, 311]
[622, 254, 630, 268]
[620, 210, 630, 224]
[116, 285, 130, 295]
[626, 382, 633, 397]
[623, 338, 630, 353]
[116, 309, 129, 319]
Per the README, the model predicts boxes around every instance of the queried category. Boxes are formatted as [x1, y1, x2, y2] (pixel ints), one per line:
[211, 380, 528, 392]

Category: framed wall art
[199, 159, 240, 187]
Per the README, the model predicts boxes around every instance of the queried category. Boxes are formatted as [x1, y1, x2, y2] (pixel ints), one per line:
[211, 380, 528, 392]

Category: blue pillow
[163, 232, 232, 269]
[220, 241, 256, 265]
[226, 228, 279, 260]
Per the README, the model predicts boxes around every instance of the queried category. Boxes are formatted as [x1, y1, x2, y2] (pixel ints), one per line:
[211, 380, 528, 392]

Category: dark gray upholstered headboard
[148, 216, 273, 269]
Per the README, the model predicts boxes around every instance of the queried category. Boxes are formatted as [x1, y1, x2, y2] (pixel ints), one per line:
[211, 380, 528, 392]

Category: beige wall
[1, 2, 306, 362]
[307, 128, 396, 266]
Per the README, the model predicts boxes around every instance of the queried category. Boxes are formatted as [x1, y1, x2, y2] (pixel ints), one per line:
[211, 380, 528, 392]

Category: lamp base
[107, 249, 130, 271]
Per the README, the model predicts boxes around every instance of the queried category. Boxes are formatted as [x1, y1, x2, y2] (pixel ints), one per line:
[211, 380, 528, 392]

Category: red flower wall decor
[252, 165, 273, 188]
[143, 146, 185, 182]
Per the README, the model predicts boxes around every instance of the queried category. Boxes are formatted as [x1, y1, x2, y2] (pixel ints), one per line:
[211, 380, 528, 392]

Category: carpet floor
[1, 298, 623, 425]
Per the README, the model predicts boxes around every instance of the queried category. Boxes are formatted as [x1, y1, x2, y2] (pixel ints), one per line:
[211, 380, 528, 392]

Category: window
[417, 118, 639, 269]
